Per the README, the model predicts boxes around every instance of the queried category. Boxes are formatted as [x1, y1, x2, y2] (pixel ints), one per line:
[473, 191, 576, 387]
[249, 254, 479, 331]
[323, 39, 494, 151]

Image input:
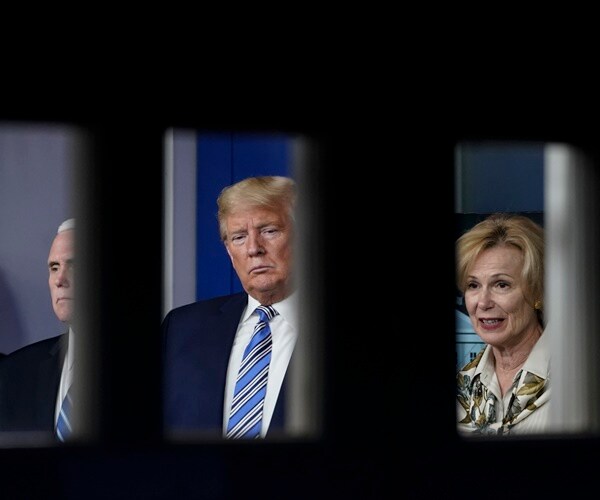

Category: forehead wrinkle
[228, 213, 282, 231]
[469, 271, 515, 279]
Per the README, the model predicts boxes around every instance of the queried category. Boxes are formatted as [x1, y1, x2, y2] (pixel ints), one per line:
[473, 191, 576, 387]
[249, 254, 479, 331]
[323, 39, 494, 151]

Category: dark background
[2, 75, 600, 499]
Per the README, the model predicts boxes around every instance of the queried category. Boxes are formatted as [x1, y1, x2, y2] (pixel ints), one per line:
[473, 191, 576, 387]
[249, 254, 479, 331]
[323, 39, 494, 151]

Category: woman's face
[464, 245, 539, 348]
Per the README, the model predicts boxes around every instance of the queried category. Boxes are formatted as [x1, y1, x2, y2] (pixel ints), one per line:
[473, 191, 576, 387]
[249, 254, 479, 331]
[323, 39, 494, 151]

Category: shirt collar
[66, 326, 75, 372]
[521, 328, 550, 379]
[473, 329, 550, 384]
[244, 292, 298, 330]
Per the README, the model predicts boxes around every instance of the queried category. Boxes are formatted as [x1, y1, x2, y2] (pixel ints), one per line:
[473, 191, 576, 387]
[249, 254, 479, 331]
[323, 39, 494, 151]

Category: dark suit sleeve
[162, 294, 246, 437]
[0, 335, 64, 434]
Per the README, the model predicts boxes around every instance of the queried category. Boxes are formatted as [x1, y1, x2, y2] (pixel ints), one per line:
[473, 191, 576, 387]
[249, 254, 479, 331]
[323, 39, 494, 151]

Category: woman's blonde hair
[456, 213, 545, 324]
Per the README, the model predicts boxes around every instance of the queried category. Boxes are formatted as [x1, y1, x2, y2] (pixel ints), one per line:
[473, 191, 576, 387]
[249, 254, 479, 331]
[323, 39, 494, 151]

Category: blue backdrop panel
[459, 143, 544, 213]
[196, 133, 290, 300]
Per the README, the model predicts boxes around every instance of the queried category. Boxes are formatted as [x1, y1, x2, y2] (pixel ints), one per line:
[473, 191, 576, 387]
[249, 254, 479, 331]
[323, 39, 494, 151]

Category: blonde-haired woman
[456, 213, 549, 436]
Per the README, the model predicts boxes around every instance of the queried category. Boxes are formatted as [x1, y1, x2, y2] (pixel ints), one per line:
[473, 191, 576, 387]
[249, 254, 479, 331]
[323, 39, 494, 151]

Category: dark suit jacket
[162, 292, 285, 437]
[0, 334, 66, 434]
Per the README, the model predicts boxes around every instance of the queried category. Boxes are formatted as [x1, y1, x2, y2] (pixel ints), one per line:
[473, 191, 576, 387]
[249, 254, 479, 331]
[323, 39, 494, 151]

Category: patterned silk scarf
[457, 348, 550, 435]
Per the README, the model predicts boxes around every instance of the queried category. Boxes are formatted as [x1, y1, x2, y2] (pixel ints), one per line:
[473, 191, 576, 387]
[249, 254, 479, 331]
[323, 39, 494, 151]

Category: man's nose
[246, 232, 265, 256]
[55, 269, 69, 287]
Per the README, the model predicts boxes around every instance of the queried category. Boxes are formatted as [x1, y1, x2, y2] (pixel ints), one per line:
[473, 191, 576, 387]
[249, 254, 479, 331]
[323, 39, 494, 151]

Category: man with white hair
[0, 218, 76, 442]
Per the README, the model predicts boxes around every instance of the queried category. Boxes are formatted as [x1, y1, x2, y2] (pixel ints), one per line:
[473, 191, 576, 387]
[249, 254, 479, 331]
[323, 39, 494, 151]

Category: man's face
[48, 229, 75, 324]
[224, 205, 294, 305]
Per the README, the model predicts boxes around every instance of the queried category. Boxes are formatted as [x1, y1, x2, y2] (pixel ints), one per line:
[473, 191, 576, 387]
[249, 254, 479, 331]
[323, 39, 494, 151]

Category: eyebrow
[48, 258, 74, 268]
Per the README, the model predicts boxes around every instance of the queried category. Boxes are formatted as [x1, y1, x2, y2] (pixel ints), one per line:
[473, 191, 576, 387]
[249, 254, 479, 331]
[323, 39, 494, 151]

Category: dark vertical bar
[76, 123, 163, 443]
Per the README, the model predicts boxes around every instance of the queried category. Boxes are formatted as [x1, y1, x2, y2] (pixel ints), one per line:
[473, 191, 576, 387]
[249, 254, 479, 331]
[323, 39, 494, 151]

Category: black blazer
[162, 292, 285, 437]
[0, 334, 66, 434]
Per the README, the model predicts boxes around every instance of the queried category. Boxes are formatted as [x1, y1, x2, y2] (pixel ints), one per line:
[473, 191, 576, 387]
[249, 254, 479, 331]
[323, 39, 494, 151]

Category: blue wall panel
[458, 143, 544, 213]
[196, 133, 290, 300]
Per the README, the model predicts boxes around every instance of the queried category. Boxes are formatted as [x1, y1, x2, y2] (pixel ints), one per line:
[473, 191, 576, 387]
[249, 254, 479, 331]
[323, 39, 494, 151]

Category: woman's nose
[477, 289, 494, 309]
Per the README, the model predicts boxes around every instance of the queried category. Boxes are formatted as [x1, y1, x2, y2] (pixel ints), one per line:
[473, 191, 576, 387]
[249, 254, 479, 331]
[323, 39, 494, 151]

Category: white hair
[57, 218, 76, 233]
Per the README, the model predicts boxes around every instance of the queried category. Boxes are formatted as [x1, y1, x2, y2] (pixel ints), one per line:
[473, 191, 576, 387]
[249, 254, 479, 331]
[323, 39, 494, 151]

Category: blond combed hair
[217, 176, 296, 242]
[456, 213, 545, 323]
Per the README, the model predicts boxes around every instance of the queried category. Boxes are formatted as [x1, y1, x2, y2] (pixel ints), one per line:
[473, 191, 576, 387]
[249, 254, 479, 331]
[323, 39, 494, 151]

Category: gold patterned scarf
[457, 348, 550, 435]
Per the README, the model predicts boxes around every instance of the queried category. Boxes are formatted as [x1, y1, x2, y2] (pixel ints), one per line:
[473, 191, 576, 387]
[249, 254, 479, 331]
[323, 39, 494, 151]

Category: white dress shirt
[55, 327, 74, 426]
[223, 292, 298, 437]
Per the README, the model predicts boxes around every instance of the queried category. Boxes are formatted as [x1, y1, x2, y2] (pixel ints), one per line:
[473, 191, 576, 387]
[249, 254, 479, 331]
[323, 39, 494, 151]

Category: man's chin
[54, 307, 74, 324]
[247, 275, 277, 289]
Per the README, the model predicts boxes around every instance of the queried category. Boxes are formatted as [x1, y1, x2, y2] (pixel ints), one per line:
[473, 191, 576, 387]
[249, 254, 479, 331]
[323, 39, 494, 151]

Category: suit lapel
[36, 335, 66, 429]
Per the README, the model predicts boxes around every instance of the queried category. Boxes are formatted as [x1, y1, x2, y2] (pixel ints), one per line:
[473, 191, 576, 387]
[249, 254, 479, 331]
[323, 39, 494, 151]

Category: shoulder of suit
[0, 333, 64, 363]
[166, 292, 247, 317]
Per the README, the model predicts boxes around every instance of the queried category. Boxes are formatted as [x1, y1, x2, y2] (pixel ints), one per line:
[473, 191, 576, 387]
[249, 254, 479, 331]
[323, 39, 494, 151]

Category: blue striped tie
[56, 387, 73, 442]
[226, 305, 278, 439]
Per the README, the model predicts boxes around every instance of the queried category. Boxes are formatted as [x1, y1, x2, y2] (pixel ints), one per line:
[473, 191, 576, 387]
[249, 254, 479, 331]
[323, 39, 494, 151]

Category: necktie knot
[256, 305, 278, 322]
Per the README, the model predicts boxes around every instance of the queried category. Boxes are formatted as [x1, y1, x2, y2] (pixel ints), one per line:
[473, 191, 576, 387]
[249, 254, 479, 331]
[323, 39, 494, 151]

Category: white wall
[0, 123, 80, 353]
[162, 128, 197, 318]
